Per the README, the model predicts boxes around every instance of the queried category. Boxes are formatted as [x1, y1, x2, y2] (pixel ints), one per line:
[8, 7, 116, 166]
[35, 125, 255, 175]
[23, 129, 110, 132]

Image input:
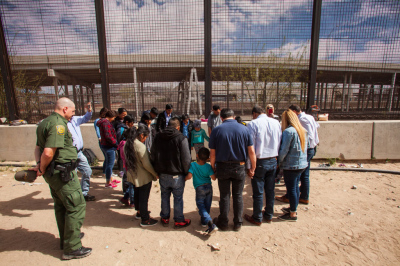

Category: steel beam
[47, 69, 91, 88]
[204, 0, 212, 115]
[0, 13, 18, 120]
[388, 73, 397, 112]
[307, 0, 322, 111]
[95, 0, 110, 109]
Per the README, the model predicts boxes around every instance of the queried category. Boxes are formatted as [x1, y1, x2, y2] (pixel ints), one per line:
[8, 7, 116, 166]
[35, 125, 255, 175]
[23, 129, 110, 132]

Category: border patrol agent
[31, 97, 92, 260]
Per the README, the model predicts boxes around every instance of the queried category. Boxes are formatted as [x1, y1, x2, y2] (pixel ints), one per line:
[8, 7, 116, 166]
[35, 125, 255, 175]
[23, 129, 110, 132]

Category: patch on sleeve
[56, 125, 65, 135]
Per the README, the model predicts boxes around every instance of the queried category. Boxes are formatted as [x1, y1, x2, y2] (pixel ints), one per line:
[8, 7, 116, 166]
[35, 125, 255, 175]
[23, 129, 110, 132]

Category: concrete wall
[315, 121, 373, 160]
[0, 121, 399, 162]
[373, 121, 400, 160]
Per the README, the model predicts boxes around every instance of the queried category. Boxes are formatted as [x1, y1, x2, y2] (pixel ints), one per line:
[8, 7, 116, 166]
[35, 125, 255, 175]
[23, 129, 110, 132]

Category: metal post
[79, 85, 85, 115]
[133, 67, 139, 121]
[0, 13, 19, 120]
[388, 73, 397, 112]
[73, 84, 78, 107]
[193, 69, 201, 117]
[226, 81, 230, 109]
[316, 82, 320, 107]
[255, 68, 259, 105]
[95, 0, 110, 109]
[141, 82, 145, 115]
[378, 85, 383, 109]
[307, 0, 322, 110]
[91, 84, 96, 115]
[86, 86, 90, 103]
[54, 78, 59, 100]
[63, 81, 69, 97]
[263, 82, 267, 108]
[187, 69, 193, 115]
[346, 73, 352, 112]
[324, 83, 328, 109]
[204, 0, 212, 116]
[241, 81, 244, 115]
[341, 74, 347, 112]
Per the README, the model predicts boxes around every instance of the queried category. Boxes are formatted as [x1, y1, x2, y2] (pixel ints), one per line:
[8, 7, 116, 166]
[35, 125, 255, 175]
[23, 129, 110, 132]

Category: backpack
[82, 148, 98, 166]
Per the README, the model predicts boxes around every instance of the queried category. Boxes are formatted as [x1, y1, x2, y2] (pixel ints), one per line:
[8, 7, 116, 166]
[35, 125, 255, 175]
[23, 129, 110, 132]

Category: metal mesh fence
[0, 0, 398, 123]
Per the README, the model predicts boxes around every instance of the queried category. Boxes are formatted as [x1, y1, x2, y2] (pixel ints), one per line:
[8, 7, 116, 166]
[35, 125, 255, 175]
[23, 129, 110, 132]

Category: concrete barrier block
[81, 124, 104, 160]
[314, 121, 373, 160]
[0, 125, 37, 161]
[373, 121, 400, 160]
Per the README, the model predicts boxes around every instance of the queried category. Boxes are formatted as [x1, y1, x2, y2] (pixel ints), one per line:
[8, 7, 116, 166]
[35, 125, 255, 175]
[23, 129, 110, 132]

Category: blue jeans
[76, 151, 92, 196]
[195, 183, 213, 225]
[99, 142, 106, 174]
[123, 181, 135, 204]
[299, 147, 316, 200]
[100, 145, 116, 182]
[283, 169, 305, 212]
[251, 158, 277, 222]
[159, 174, 186, 222]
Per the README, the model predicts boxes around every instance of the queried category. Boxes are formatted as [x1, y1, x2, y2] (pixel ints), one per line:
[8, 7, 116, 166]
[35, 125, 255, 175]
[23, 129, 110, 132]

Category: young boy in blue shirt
[185, 147, 218, 235]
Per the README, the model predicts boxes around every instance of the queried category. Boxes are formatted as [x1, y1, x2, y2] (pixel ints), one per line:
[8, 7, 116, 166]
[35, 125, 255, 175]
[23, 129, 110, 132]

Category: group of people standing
[31, 97, 319, 260]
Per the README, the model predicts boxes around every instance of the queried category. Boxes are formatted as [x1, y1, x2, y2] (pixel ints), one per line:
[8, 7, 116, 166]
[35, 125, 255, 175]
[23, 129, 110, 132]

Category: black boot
[62, 246, 92, 260]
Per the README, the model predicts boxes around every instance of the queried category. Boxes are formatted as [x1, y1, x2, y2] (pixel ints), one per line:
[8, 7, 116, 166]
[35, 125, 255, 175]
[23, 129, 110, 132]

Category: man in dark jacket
[155, 104, 177, 132]
[180, 114, 194, 152]
[150, 117, 192, 229]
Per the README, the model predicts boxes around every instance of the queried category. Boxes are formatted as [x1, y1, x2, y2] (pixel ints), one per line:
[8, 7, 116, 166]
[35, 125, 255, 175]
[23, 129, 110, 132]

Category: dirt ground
[0, 161, 399, 265]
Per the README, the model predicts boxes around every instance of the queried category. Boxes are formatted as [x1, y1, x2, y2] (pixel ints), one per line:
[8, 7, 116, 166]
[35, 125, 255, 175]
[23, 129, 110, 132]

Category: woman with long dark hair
[278, 109, 308, 222]
[124, 125, 159, 227]
[97, 110, 119, 188]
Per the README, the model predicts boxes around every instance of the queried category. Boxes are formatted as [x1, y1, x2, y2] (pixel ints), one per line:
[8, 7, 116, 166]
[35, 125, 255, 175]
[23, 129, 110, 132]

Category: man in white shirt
[276, 104, 319, 205]
[244, 106, 282, 225]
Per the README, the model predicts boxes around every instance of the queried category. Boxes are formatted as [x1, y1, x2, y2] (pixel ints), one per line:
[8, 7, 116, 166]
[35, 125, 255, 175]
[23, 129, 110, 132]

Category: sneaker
[299, 198, 309, 205]
[112, 179, 121, 184]
[174, 219, 191, 229]
[281, 207, 291, 214]
[206, 224, 218, 236]
[140, 218, 158, 227]
[119, 197, 129, 206]
[244, 214, 262, 226]
[105, 183, 117, 188]
[118, 171, 124, 178]
[84, 194, 96, 201]
[161, 218, 169, 227]
[275, 195, 289, 203]
[111, 173, 119, 178]
[135, 211, 151, 220]
[278, 212, 297, 222]
[62, 246, 92, 260]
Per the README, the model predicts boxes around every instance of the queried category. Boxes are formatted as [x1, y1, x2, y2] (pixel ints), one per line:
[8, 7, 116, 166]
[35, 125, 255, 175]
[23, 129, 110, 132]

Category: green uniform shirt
[36, 112, 77, 164]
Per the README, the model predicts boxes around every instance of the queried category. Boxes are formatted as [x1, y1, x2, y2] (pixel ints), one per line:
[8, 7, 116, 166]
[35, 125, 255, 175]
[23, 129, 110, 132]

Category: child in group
[118, 130, 134, 208]
[185, 147, 218, 235]
[190, 120, 209, 154]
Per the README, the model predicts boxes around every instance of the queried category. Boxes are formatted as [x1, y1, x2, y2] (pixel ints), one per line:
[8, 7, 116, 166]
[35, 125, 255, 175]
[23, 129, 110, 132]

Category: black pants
[117, 150, 124, 172]
[134, 182, 152, 222]
[216, 163, 246, 226]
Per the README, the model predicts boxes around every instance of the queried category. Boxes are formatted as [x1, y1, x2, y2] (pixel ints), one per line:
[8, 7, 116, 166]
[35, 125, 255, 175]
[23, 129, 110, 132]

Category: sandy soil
[0, 161, 399, 265]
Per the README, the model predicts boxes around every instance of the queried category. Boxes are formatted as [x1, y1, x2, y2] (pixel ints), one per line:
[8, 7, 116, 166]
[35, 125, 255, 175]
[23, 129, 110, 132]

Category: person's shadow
[0, 191, 53, 217]
[0, 227, 61, 259]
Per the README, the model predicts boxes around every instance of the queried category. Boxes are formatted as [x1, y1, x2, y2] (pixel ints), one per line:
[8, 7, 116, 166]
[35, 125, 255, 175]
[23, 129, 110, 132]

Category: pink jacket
[118, 140, 127, 170]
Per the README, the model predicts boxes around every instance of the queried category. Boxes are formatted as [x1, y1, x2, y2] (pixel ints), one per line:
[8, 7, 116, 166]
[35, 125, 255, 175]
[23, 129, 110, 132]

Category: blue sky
[0, 0, 399, 64]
